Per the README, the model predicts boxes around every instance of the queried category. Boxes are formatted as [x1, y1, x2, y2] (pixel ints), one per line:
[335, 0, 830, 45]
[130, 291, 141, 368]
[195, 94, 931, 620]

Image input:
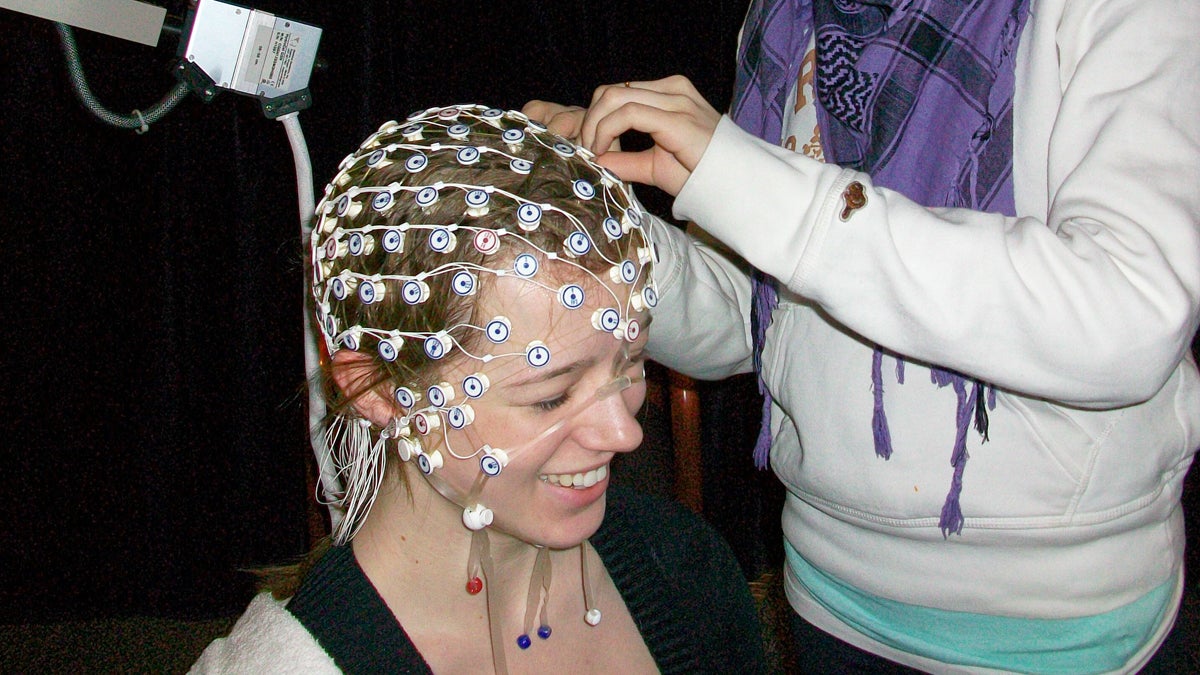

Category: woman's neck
[350, 467, 551, 611]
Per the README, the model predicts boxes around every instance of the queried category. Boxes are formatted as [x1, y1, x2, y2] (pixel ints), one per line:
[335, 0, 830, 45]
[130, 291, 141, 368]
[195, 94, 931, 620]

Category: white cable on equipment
[278, 111, 343, 533]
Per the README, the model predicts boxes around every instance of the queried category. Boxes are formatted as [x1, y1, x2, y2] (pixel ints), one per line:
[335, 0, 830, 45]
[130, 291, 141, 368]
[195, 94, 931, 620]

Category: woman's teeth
[541, 464, 608, 489]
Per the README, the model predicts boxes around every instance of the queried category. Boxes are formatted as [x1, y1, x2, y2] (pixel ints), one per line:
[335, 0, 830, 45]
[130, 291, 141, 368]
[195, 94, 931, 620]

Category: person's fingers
[590, 75, 708, 116]
[522, 99, 569, 121]
[583, 88, 682, 150]
[584, 83, 666, 146]
[595, 145, 691, 196]
[581, 81, 718, 153]
[654, 75, 717, 118]
[547, 109, 586, 140]
[594, 149, 656, 186]
[633, 74, 704, 97]
[590, 75, 700, 102]
[559, 76, 718, 193]
[592, 100, 712, 166]
[522, 100, 586, 139]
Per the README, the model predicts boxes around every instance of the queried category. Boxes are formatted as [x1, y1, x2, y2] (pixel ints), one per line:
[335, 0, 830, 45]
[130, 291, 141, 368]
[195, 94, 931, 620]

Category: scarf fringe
[871, 348, 894, 459]
[938, 377, 974, 536]
[877, 361, 993, 537]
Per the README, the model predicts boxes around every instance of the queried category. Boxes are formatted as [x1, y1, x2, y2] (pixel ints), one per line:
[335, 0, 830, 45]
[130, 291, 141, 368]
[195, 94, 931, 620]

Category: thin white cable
[279, 111, 343, 535]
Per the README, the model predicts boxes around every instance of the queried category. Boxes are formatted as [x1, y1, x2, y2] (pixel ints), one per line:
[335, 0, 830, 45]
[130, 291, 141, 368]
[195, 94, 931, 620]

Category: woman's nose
[573, 380, 645, 453]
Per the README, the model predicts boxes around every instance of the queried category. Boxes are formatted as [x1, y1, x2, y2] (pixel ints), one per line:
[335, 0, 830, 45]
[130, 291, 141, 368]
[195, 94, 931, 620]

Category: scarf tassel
[871, 347, 894, 459]
[973, 380, 993, 442]
[938, 379, 976, 537]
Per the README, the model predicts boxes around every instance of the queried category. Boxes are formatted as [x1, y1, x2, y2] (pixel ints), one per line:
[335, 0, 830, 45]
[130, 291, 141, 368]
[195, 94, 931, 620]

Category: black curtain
[0, 0, 760, 621]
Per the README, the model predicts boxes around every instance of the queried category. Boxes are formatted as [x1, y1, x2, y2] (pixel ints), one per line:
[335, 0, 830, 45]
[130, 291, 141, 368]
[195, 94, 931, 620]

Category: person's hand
[522, 100, 587, 141]
[522, 100, 622, 152]
[579, 75, 721, 196]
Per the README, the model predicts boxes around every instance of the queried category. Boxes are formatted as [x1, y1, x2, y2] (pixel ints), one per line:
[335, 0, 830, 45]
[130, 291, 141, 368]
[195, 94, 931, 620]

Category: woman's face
[422, 273, 648, 550]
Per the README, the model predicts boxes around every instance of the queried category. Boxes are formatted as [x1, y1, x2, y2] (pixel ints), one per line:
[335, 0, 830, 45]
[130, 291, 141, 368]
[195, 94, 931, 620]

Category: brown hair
[318, 140, 637, 403]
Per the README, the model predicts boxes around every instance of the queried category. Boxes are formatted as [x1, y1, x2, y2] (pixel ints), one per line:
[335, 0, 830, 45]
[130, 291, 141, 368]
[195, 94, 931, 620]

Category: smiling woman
[189, 105, 765, 674]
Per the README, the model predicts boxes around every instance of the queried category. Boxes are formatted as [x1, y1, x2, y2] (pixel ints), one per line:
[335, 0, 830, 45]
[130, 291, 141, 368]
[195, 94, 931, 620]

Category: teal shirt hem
[785, 541, 1173, 674]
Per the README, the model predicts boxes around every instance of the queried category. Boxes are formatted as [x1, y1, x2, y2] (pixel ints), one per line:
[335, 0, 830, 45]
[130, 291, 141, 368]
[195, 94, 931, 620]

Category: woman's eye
[535, 392, 570, 412]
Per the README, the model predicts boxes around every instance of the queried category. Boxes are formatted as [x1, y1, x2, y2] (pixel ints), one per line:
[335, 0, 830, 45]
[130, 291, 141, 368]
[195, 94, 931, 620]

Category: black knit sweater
[287, 487, 767, 674]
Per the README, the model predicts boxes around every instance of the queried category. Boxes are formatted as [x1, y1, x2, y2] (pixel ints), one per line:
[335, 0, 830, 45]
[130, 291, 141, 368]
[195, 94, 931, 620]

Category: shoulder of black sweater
[593, 485, 769, 674]
[597, 485, 743, 574]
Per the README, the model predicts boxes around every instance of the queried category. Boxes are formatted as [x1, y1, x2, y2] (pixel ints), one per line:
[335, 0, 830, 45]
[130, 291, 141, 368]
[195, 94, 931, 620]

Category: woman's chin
[509, 491, 609, 550]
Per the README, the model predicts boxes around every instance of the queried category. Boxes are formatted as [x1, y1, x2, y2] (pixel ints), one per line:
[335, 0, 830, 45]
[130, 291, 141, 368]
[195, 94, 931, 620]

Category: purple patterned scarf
[731, 0, 814, 472]
[731, 0, 1029, 536]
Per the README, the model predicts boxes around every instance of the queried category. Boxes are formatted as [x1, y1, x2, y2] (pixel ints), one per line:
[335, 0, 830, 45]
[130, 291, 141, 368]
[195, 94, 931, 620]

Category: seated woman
[191, 105, 765, 674]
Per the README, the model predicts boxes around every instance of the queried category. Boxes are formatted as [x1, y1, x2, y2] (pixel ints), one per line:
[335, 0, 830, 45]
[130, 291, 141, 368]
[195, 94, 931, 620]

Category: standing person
[527, 0, 1200, 671]
[191, 104, 765, 674]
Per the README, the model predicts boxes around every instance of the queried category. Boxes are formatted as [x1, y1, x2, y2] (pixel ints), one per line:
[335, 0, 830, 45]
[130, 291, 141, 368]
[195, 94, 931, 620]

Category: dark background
[0, 4, 1195, 670]
[0, 0, 763, 623]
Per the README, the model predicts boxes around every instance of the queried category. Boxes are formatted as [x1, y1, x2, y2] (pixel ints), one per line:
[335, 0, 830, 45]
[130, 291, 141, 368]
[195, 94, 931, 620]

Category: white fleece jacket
[189, 594, 338, 674]
[646, 0, 1200, 671]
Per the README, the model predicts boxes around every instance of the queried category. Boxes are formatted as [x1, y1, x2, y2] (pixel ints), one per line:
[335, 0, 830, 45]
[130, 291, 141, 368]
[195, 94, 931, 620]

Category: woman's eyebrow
[501, 314, 650, 387]
[506, 357, 596, 387]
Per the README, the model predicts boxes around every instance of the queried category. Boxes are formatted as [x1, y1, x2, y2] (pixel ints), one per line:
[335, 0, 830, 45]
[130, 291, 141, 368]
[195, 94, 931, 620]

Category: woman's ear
[330, 349, 397, 427]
